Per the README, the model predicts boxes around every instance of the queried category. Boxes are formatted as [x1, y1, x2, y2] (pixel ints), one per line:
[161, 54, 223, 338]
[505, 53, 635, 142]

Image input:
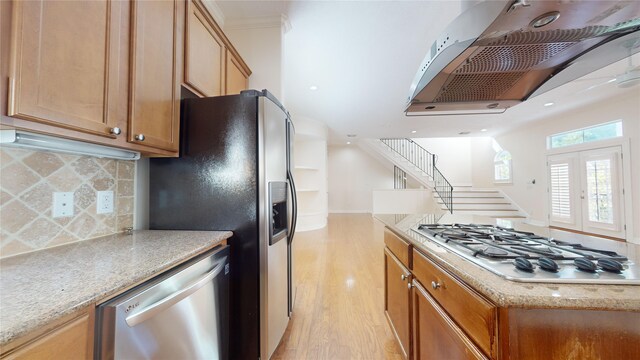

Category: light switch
[53, 192, 74, 218]
[96, 191, 114, 214]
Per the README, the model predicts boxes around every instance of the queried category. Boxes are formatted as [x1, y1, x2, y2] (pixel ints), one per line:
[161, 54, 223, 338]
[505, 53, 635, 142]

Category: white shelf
[295, 166, 319, 170]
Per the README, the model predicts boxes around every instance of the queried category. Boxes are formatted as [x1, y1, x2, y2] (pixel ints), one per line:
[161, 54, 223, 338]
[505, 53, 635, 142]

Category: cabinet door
[225, 50, 250, 95]
[3, 309, 94, 360]
[8, 0, 124, 138]
[384, 247, 411, 359]
[184, 0, 224, 97]
[412, 280, 487, 360]
[129, 0, 182, 152]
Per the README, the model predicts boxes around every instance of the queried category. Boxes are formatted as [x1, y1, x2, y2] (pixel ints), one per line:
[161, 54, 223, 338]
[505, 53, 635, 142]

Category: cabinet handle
[431, 281, 441, 290]
[135, 134, 145, 141]
[110, 127, 122, 135]
[401, 274, 408, 281]
[407, 282, 413, 289]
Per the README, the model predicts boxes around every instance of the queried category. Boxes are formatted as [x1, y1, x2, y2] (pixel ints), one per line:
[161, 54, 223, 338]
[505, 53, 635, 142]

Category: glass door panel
[580, 147, 624, 238]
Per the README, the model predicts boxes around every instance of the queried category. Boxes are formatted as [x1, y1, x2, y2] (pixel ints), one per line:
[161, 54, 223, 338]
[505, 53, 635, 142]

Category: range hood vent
[406, 0, 640, 116]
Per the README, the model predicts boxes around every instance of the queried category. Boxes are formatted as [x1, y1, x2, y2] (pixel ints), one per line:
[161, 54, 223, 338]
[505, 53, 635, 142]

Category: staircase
[434, 187, 526, 219]
[359, 139, 527, 219]
[359, 138, 453, 212]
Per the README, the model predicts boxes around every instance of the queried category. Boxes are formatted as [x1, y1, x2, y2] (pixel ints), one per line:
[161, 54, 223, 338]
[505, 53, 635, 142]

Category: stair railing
[380, 138, 454, 213]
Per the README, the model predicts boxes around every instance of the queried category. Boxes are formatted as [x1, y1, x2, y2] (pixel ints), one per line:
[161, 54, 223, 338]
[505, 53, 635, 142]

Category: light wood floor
[272, 214, 403, 360]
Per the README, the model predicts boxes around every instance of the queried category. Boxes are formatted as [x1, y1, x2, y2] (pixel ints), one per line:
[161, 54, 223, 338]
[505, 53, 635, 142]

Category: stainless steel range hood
[406, 0, 640, 116]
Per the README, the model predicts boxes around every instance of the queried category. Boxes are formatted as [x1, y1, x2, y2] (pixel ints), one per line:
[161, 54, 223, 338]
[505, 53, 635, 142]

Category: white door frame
[546, 138, 633, 241]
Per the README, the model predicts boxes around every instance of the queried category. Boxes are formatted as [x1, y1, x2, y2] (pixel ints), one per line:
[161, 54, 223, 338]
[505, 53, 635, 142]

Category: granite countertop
[376, 213, 640, 311]
[0, 230, 232, 347]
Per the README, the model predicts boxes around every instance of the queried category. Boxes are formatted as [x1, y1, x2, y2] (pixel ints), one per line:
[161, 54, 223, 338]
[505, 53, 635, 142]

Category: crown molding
[201, 0, 226, 28]
[225, 14, 291, 33]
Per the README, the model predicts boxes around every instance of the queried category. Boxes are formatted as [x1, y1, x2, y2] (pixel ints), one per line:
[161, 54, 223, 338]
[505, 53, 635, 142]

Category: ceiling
[216, 1, 640, 143]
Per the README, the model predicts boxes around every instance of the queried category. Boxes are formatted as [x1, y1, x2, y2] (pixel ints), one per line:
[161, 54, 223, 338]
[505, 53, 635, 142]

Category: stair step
[440, 204, 515, 210]
[453, 206, 520, 215]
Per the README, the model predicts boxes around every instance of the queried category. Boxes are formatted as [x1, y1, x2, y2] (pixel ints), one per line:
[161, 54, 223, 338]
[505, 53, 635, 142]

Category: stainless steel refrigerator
[149, 89, 297, 360]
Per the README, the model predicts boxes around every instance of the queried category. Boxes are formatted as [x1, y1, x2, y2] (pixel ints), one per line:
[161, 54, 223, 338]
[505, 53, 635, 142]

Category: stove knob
[597, 258, 623, 273]
[538, 257, 559, 273]
[574, 257, 597, 273]
[514, 257, 535, 272]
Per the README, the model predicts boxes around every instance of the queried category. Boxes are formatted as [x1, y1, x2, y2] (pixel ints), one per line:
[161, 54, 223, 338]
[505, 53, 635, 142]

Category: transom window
[547, 120, 622, 149]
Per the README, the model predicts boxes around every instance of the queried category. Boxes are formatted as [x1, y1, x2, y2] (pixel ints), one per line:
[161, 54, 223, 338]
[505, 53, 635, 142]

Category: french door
[547, 146, 625, 239]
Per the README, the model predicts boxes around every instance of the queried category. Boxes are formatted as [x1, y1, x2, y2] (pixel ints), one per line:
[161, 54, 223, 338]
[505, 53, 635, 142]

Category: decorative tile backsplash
[0, 148, 135, 258]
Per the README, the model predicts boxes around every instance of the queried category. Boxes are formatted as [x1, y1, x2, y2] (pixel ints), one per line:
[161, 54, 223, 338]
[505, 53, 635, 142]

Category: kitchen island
[376, 213, 640, 359]
[0, 230, 231, 356]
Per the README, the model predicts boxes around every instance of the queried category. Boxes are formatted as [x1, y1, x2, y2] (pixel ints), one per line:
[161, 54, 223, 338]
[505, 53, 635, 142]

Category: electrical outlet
[96, 191, 114, 214]
[53, 192, 74, 218]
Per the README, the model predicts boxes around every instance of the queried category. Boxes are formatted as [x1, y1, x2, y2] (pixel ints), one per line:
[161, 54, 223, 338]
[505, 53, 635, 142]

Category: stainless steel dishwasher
[96, 245, 230, 359]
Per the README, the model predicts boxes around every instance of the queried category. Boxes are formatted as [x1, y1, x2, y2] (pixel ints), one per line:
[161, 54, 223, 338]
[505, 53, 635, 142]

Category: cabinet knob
[110, 127, 122, 135]
[407, 282, 413, 289]
[135, 134, 145, 141]
[401, 274, 408, 281]
[431, 281, 441, 290]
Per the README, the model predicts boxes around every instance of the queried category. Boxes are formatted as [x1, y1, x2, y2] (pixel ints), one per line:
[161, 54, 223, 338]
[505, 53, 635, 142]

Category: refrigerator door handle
[287, 170, 297, 244]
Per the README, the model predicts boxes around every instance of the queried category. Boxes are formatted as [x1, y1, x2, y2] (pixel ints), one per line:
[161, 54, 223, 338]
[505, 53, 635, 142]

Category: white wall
[372, 189, 439, 214]
[225, 22, 283, 99]
[413, 137, 473, 186]
[487, 92, 640, 241]
[470, 137, 496, 188]
[328, 144, 393, 213]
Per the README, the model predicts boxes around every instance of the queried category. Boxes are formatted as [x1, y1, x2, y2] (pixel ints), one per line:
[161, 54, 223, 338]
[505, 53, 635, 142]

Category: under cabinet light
[0, 130, 141, 160]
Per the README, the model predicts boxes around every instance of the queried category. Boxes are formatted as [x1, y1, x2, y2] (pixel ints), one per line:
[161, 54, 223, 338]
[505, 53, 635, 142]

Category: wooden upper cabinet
[8, 0, 125, 138]
[184, 0, 224, 97]
[129, 0, 183, 152]
[225, 50, 250, 95]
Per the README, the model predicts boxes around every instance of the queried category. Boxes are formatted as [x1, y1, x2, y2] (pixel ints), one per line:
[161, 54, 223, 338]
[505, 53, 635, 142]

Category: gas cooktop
[413, 223, 639, 285]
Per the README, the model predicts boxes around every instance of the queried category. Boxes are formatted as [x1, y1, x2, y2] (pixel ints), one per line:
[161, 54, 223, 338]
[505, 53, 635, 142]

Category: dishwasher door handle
[125, 258, 226, 327]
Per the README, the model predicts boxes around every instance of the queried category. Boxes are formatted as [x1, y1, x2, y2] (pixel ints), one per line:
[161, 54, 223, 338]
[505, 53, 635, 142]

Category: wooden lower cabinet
[413, 248, 497, 357]
[1, 308, 94, 360]
[413, 280, 487, 360]
[501, 308, 640, 360]
[383, 226, 640, 360]
[384, 247, 412, 359]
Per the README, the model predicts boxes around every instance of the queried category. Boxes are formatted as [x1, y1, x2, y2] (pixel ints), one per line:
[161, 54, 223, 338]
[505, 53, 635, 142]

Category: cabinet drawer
[384, 228, 412, 269]
[412, 249, 497, 358]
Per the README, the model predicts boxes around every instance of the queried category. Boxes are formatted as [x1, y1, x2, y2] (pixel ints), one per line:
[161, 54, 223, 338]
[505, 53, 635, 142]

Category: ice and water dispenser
[269, 182, 289, 245]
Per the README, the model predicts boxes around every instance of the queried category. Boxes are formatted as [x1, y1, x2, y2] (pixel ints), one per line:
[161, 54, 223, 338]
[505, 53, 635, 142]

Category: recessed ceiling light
[346, 141, 351, 145]
[309, 85, 318, 91]
[544, 102, 554, 107]
[607, 78, 617, 83]
[480, 128, 487, 132]
[411, 130, 417, 134]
